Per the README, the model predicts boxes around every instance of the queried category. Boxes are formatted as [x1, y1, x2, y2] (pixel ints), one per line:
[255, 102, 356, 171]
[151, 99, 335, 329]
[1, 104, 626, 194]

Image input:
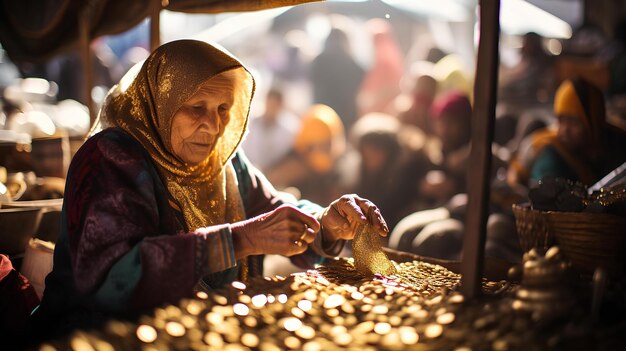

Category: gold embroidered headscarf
[98, 39, 255, 231]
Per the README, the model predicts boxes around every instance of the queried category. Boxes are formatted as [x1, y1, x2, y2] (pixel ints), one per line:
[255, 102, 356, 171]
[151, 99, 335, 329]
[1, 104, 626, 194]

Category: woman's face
[433, 113, 468, 152]
[360, 143, 388, 173]
[557, 114, 589, 151]
[304, 139, 334, 173]
[170, 72, 235, 164]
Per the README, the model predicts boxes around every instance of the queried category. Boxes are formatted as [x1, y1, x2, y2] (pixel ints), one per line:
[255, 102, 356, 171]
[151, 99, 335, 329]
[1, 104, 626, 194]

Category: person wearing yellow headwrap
[293, 104, 346, 174]
[529, 78, 608, 185]
[31, 40, 388, 341]
[266, 104, 347, 205]
[509, 78, 611, 185]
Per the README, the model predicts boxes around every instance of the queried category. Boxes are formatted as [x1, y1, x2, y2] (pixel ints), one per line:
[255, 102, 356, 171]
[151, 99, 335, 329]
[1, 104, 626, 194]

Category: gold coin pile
[41, 258, 601, 351]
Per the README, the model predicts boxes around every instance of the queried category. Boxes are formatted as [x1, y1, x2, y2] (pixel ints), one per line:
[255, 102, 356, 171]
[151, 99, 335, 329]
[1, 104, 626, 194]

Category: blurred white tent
[500, 0, 573, 39]
[382, 0, 574, 39]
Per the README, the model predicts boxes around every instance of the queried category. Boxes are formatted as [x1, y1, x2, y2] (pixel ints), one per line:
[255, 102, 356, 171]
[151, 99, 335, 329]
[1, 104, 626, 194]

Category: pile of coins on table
[39, 257, 624, 351]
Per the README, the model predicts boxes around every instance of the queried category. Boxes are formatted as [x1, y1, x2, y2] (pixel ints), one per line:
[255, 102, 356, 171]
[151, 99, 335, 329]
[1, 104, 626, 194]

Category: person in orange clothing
[266, 104, 347, 205]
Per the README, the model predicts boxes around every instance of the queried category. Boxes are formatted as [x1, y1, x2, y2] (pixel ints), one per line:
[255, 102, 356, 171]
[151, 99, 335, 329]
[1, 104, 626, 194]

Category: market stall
[38, 236, 626, 351]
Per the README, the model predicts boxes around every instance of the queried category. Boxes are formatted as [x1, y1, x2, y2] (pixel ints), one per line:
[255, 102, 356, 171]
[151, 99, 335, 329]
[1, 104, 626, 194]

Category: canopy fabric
[168, 0, 319, 13]
[0, 0, 320, 63]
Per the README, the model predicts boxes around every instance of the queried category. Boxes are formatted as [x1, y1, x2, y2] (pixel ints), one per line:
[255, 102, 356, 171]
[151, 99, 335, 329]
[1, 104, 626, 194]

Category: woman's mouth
[190, 141, 211, 146]
[187, 135, 214, 148]
[188, 141, 212, 150]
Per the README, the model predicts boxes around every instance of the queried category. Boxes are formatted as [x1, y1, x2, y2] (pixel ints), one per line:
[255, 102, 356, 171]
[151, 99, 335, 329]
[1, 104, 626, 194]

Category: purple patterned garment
[31, 128, 330, 340]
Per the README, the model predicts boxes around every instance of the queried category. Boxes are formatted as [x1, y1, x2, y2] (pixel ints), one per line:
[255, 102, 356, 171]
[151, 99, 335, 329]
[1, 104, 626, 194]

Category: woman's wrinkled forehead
[168, 70, 243, 118]
[194, 70, 238, 97]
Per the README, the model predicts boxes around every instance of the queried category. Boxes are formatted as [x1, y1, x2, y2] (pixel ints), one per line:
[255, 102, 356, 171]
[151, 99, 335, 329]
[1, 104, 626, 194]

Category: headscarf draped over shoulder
[98, 39, 255, 231]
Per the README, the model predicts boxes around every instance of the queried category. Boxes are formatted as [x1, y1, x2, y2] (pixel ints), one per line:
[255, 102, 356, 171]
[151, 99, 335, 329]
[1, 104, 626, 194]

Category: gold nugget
[352, 223, 397, 276]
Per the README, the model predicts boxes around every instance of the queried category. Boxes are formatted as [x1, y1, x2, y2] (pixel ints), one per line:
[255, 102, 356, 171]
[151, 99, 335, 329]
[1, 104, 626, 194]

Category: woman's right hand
[231, 204, 321, 259]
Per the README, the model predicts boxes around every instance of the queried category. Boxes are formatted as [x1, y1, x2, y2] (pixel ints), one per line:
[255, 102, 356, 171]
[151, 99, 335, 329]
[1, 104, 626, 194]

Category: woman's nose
[201, 110, 221, 134]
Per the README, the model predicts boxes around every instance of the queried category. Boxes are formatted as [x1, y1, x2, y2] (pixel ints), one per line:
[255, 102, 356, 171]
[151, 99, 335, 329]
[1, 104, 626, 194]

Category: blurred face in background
[360, 143, 388, 174]
[557, 114, 590, 152]
[430, 92, 472, 153]
[294, 104, 345, 174]
[263, 92, 282, 123]
[413, 75, 437, 108]
[433, 113, 468, 152]
[303, 139, 333, 173]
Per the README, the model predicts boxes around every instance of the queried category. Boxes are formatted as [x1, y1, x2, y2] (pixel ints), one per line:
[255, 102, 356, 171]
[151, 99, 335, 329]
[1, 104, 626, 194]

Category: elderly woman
[31, 40, 387, 339]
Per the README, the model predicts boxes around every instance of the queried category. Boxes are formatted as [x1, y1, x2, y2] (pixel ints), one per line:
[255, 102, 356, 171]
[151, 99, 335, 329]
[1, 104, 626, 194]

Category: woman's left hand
[320, 194, 388, 243]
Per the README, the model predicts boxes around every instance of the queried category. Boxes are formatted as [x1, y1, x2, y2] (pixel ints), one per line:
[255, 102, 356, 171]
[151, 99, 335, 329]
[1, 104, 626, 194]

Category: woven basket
[513, 203, 626, 276]
[548, 211, 626, 275]
[512, 203, 554, 252]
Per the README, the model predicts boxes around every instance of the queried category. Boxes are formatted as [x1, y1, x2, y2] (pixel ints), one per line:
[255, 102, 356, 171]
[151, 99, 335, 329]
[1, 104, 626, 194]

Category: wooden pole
[460, 0, 500, 298]
[150, 0, 161, 52]
[79, 10, 96, 128]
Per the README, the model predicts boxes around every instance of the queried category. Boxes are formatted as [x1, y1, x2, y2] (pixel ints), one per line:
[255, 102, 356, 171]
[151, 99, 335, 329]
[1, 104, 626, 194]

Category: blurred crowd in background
[2, 1, 626, 272]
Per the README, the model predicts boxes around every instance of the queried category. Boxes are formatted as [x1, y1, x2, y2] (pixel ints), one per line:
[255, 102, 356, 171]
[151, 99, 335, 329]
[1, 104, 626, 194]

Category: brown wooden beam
[79, 9, 96, 129]
[150, 0, 161, 52]
[460, 0, 501, 298]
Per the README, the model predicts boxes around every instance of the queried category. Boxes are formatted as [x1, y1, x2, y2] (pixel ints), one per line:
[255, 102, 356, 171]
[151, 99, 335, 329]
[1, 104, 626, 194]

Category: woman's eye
[218, 104, 229, 113]
[192, 105, 206, 114]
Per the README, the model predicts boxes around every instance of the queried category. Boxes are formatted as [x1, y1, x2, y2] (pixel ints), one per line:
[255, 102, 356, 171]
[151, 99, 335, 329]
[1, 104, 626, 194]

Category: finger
[285, 240, 309, 256]
[302, 226, 316, 244]
[269, 232, 305, 257]
[354, 198, 389, 236]
[286, 207, 321, 233]
[274, 205, 321, 233]
[335, 196, 368, 225]
[290, 221, 315, 244]
[324, 205, 351, 231]
[287, 220, 307, 233]
[369, 206, 389, 237]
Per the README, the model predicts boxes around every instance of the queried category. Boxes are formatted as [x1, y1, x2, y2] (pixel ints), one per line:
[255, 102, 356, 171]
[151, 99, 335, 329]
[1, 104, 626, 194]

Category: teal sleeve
[530, 146, 577, 183]
[295, 199, 325, 217]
